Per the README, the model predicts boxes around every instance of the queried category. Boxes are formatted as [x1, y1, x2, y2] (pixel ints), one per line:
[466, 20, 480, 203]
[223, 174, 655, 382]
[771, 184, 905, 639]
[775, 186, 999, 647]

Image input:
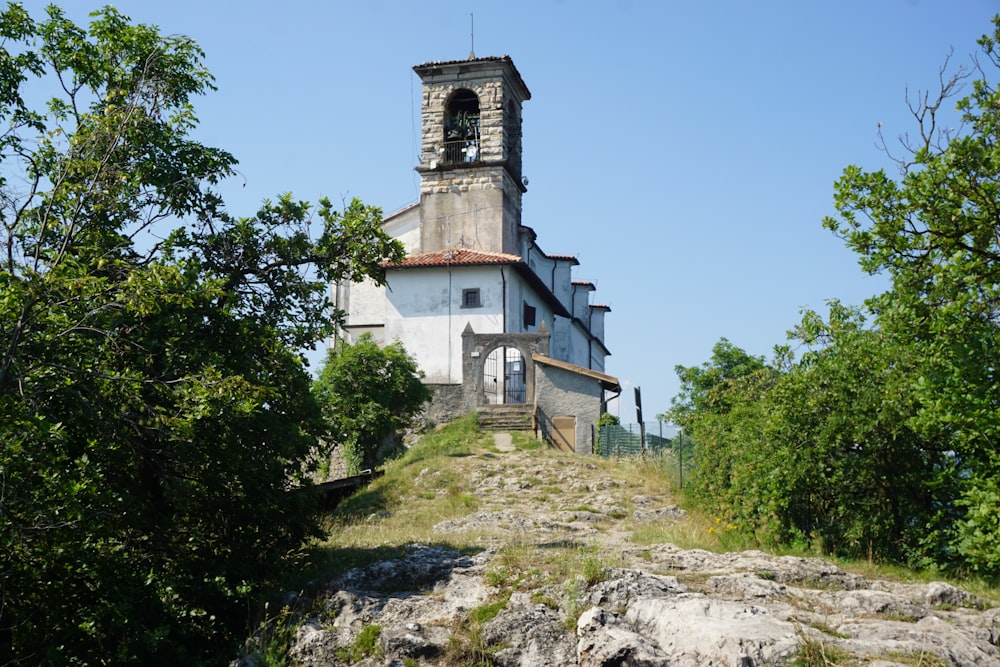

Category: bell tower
[413, 56, 531, 256]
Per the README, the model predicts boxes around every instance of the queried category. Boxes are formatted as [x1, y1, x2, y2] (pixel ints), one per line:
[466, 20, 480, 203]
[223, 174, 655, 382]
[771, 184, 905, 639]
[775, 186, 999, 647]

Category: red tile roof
[384, 248, 522, 268]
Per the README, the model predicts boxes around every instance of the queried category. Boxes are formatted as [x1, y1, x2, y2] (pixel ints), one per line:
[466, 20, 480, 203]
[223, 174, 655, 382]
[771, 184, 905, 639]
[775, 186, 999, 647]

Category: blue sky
[25, 1, 999, 418]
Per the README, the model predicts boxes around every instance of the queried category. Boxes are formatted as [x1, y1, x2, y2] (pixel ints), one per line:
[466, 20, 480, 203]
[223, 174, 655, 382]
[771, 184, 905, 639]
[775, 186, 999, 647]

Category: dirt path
[421, 443, 685, 566]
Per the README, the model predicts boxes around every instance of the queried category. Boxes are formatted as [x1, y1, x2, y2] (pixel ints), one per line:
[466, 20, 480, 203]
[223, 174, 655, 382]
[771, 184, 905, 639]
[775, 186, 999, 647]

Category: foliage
[674, 307, 954, 565]
[597, 412, 620, 429]
[0, 5, 401, 665]
[666, 338, 784, 541]
[771, 304, 950, 563]
[337, 624, 382, 663]
[594, 411, 619, 455]
[790, 635, 854, 667]
[313, 334, 431, 474]
[672, 15, 1000, 574]
[242, 603, 304, 667]
[822, 15, 1000, 573]
[666, 337, 771, 433]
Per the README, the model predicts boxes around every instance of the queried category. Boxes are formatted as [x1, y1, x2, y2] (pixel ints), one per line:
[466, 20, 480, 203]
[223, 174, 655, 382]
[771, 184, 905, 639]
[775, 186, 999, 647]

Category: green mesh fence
[596, 423, 674, 458]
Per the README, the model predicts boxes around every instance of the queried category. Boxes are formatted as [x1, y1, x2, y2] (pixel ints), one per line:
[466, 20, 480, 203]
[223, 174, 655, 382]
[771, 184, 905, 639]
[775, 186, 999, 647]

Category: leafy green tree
[666, 337, 771, 433]
[666, 339, 783, 538]
[671, 307, 950, 564]
[824, 15, 1000, 573]
[669, 17, 1000, 574]
[769, 303, 950, 563]
[313, 334, 431, 475]
[0, 5, 402, 664]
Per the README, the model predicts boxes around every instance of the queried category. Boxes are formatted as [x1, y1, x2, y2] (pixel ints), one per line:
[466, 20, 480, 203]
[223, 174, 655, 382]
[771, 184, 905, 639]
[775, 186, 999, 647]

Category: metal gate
[483, 347, 526, 404]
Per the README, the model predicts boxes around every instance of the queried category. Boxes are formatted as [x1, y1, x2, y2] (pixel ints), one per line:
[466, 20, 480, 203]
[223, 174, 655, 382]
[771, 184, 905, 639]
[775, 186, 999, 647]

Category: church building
[334, 55, 618, 453]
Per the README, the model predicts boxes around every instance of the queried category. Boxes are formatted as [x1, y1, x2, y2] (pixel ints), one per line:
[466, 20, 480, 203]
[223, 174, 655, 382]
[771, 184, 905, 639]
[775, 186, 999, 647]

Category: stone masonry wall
[419, 77, 507, 167]
[422, 383, 466, 426]
[534, 364, 603, 454]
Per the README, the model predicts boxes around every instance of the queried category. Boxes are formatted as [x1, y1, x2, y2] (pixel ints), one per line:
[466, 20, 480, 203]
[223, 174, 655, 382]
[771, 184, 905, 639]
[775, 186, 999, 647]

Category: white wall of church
[383, 205, 421, 253]
[385, 266, 505, 384]
[505, 276, 554, 337]
[339, 277, 386, 339]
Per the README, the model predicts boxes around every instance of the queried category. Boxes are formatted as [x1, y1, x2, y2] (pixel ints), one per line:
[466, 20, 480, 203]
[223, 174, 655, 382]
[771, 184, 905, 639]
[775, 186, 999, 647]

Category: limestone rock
[482, 592, 577, 666]
[251, 448, 1000, 667]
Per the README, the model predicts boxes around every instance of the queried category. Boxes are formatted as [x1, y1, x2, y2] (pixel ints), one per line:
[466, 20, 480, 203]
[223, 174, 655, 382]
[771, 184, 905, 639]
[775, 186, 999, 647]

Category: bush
[313, 335, 431, 474]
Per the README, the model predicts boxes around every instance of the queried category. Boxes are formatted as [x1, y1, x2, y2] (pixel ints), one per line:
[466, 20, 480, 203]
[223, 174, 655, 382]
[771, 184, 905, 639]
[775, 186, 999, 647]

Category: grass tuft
[336, 623, 382, 663]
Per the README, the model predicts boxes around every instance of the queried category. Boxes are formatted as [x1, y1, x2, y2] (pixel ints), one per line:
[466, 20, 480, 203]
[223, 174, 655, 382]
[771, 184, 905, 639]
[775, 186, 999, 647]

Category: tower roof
[413, 55, 531, 101]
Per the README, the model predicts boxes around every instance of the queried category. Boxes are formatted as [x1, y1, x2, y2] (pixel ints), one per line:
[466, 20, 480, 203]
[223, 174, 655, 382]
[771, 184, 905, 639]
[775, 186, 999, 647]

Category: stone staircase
[477, 404, 536, 432]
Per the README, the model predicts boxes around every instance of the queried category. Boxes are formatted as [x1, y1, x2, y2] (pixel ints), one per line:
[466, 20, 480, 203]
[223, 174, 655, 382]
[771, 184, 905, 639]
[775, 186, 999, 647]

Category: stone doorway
[483, 346, 527, 404]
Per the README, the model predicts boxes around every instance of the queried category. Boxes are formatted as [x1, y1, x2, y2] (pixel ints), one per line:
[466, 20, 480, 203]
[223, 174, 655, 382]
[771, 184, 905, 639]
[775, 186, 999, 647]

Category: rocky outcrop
[274, 544, 998, 666]
[238, 444, 999, 666]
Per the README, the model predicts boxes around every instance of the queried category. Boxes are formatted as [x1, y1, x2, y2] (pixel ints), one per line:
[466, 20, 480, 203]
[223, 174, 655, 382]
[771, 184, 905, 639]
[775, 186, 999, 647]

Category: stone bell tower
[413, 56, 531, 256]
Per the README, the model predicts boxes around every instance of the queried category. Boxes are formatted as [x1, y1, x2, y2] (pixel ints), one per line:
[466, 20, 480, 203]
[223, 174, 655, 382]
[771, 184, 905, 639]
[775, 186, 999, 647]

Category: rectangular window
[523, 302, 536, 327]
[461, 288, 481, 308]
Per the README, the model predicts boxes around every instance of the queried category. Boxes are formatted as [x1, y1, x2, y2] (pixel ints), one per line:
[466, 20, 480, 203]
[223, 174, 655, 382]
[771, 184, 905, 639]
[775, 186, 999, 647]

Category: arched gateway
[462, 323, 549, 408]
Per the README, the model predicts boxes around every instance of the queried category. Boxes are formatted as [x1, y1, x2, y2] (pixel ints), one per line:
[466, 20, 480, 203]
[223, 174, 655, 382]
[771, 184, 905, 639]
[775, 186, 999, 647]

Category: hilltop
[238, 416, 1000, 666]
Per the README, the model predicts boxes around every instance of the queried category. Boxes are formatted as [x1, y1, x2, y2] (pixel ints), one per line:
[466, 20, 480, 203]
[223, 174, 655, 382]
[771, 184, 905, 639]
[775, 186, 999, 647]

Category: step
[477, 405, 535, 431]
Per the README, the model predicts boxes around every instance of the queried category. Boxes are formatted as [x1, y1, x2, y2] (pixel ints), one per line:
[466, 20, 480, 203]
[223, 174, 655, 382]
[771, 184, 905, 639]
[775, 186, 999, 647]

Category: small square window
[523, 303, 536, 327]
[461, 288, 481, 308]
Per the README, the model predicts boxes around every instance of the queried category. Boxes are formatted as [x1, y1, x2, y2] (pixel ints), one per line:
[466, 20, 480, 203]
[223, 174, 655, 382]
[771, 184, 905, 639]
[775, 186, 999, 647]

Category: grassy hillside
[246, 414, 999, 665]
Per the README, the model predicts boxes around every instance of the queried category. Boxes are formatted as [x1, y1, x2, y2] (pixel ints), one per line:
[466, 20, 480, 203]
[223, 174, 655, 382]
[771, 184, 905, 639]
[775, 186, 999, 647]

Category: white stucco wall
[340, 277, 386, 335]
[385, 265, 505, 383]
[383, 204, 421, 253]
[553, 262, 573, 312]
[564, 319, 589, 369]
[506, 278, 553, 336]
[550, 316, 570, 360]
[590, 345, 606, 373]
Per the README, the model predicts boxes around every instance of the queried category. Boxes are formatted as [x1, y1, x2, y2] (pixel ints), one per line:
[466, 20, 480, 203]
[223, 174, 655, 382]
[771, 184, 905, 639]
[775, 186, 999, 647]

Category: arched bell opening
[444, 88, 481, 164]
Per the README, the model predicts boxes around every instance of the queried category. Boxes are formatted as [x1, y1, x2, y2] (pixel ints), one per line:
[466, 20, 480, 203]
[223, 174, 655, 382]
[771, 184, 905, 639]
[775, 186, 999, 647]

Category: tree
[667, 17, 1000, 574]
[767, 303, 949, 563]
[666, 337, 771, 432]
[672, 309, 950, 564]
[313, 334, 431, 475]
[0, 5, 402, 664]
[666, 339, 783, 538]
[824, 15, 1000, 574]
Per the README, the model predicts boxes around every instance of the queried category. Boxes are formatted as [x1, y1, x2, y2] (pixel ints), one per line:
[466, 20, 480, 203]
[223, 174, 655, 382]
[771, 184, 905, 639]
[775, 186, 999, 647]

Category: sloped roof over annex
[531, 354, 621, 393]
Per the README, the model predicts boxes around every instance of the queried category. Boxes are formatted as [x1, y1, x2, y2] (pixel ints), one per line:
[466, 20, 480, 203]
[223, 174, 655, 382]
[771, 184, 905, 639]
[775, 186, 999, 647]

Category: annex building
[334, 55, 618, 453]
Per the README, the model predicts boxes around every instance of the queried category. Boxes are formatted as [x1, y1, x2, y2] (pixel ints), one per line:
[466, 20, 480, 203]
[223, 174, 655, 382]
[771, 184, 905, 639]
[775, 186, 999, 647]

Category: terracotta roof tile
[384, 247, 521, 268]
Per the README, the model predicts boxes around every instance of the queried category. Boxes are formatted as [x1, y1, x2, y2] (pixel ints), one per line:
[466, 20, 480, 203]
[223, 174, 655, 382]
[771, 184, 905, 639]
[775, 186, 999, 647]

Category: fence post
[634, 387, 645, 460]
[677, 428, 683, 490]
